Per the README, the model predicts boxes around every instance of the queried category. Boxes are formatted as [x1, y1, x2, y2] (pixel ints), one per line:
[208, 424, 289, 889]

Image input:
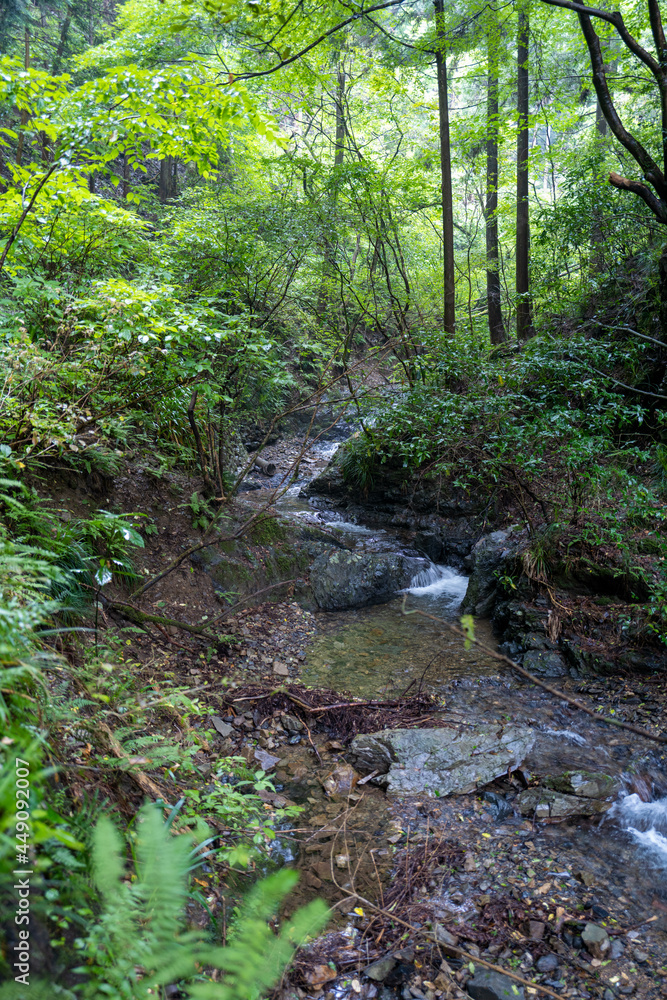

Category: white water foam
[324, 520, 378, 536]
[609, 792, 667, 867]
[406, 563, 469, 605]
[542, 727, 588, 746]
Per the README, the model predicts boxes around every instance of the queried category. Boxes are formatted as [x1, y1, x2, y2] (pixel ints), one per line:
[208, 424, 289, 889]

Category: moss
[250, 517, 287, 545]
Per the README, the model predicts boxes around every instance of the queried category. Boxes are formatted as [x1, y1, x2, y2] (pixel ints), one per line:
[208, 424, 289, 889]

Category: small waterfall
[406, 563, 469, 605]
[609, 792, 667, 867]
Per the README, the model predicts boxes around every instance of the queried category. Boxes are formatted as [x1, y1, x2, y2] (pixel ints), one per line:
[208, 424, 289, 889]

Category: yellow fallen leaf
[353, 907, 364, 916]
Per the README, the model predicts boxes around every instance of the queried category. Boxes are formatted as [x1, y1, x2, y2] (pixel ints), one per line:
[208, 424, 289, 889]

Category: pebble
[632, 948, 649, 964]
[536, 954, 559, 973]
[610, 938, 625, 960]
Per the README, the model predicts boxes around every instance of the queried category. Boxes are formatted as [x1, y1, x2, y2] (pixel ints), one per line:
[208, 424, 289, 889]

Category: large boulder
[462, 527, 526, 617]
[347, 723, 535, 797]
[521, 649, 569, 677]
[310, 550, 428, 610]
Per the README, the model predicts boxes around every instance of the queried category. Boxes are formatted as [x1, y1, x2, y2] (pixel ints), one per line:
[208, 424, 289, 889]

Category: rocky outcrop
[462, 527, 527, 617]
[310, 550, 428, 610]
[347, 723, 535, 797]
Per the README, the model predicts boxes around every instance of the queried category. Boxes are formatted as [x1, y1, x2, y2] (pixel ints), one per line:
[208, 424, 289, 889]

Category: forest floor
[38, 442, 667, 1000]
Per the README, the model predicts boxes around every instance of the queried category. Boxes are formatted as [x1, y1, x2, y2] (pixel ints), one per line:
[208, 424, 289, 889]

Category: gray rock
[517, 787, 611, 820]
[254, 748, 281, 771]
[310, 550, 428, 610]
[632, 948, 649, 964]
[521, 649, 569, 678]
[211, 716, 234, 739]
[462, 528, 525, 617]
[536, 954, 559, 973]
[365, 956, 397, 982]
[610, 938, 625, 959]
[582, 922, 610, 959]
[434, 924, 459, 950]
[544, 771, 619, 800]
[467, 968, 524, 1000]
[348, 724, 534, 797]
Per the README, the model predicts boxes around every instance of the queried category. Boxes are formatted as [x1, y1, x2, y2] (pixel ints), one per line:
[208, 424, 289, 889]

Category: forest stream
[220, 449, 667, 1000]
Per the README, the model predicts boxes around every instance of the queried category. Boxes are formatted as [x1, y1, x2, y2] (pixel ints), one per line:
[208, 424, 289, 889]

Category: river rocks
[582, 923, 610, 959]
[517, 787, 611, 820]
[544, 770, 619, 799]
[310, 550, 428, 610]
[347, 723, 535, 796]
[467, 968, 524, 1000]
[521, 649, 569, 678]
[462, 527, 526, 617]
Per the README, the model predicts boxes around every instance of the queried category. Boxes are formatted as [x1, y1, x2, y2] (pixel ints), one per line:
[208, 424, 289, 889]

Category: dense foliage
[0, 0, 666, 994]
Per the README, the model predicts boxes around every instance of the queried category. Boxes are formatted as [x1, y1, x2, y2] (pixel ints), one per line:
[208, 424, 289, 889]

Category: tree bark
[159, 155, 174, 203]
[516, 1, 534, 341]
[486, 16, 506, 344]
[434, 0, 456, 336]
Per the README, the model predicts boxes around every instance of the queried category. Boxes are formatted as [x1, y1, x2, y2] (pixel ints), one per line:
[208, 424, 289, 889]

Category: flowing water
[271, 460, 667, 929]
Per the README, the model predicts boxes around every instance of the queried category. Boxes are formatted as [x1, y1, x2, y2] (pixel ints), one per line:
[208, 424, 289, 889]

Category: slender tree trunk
[52, 6, 72, 74]
[159, 155, 173, 203]
[122, 154, 130, 200]
[486, 17, 506, 344]
[317, 59, 346, 319]
[434, 0, 456, 335]
[516, 1, 534, 341]
[16, 28, 30, 169]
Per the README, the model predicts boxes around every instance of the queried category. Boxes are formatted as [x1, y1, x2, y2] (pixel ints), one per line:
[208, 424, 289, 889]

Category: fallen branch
[96, 724, 166, 800]
[107, 601, 232, 644]
[401, 598, 667, 745]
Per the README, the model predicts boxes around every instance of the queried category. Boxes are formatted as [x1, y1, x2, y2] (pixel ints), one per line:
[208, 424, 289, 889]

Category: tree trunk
[52, 6, 72, 74]
[434, 0, 456, 336]
[316, 59, 346, 319]
[516, 1, 534, 341]
[122, 154, 130, 200]
[159, 155, 173, 203]
[16, 28, 30, 169]
[486, 17, 506, 344]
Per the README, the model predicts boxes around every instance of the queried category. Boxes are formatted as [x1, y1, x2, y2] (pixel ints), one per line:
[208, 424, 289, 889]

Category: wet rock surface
[466, 969, 525, 1000]
[517, 786, 612, 819]
[310, 550, 429, 610]
[348, 724, 535, 796]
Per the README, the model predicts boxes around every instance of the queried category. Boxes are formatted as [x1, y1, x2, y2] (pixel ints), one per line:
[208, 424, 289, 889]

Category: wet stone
[581, 922, 610, 959]
[536, 954, 559, 973]
[517, 787, 611, 820]
[365, 956, 397, 982]
[610, 938, 625, 959]
[348, 723, 535, 796]
[467, 968, 525, 1000]
[544, 770, 619, 800]
[521, 649, 569, 677]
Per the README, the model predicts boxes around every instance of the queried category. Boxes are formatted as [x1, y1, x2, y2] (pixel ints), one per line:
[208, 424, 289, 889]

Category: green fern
[70, 803, 327, 999]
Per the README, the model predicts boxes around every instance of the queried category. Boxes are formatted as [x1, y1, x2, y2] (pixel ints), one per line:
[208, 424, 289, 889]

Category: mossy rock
[250, 517, 288, 545]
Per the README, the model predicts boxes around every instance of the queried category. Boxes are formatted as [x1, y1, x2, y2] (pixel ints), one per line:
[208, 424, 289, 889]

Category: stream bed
[243, 445, 667, 997]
